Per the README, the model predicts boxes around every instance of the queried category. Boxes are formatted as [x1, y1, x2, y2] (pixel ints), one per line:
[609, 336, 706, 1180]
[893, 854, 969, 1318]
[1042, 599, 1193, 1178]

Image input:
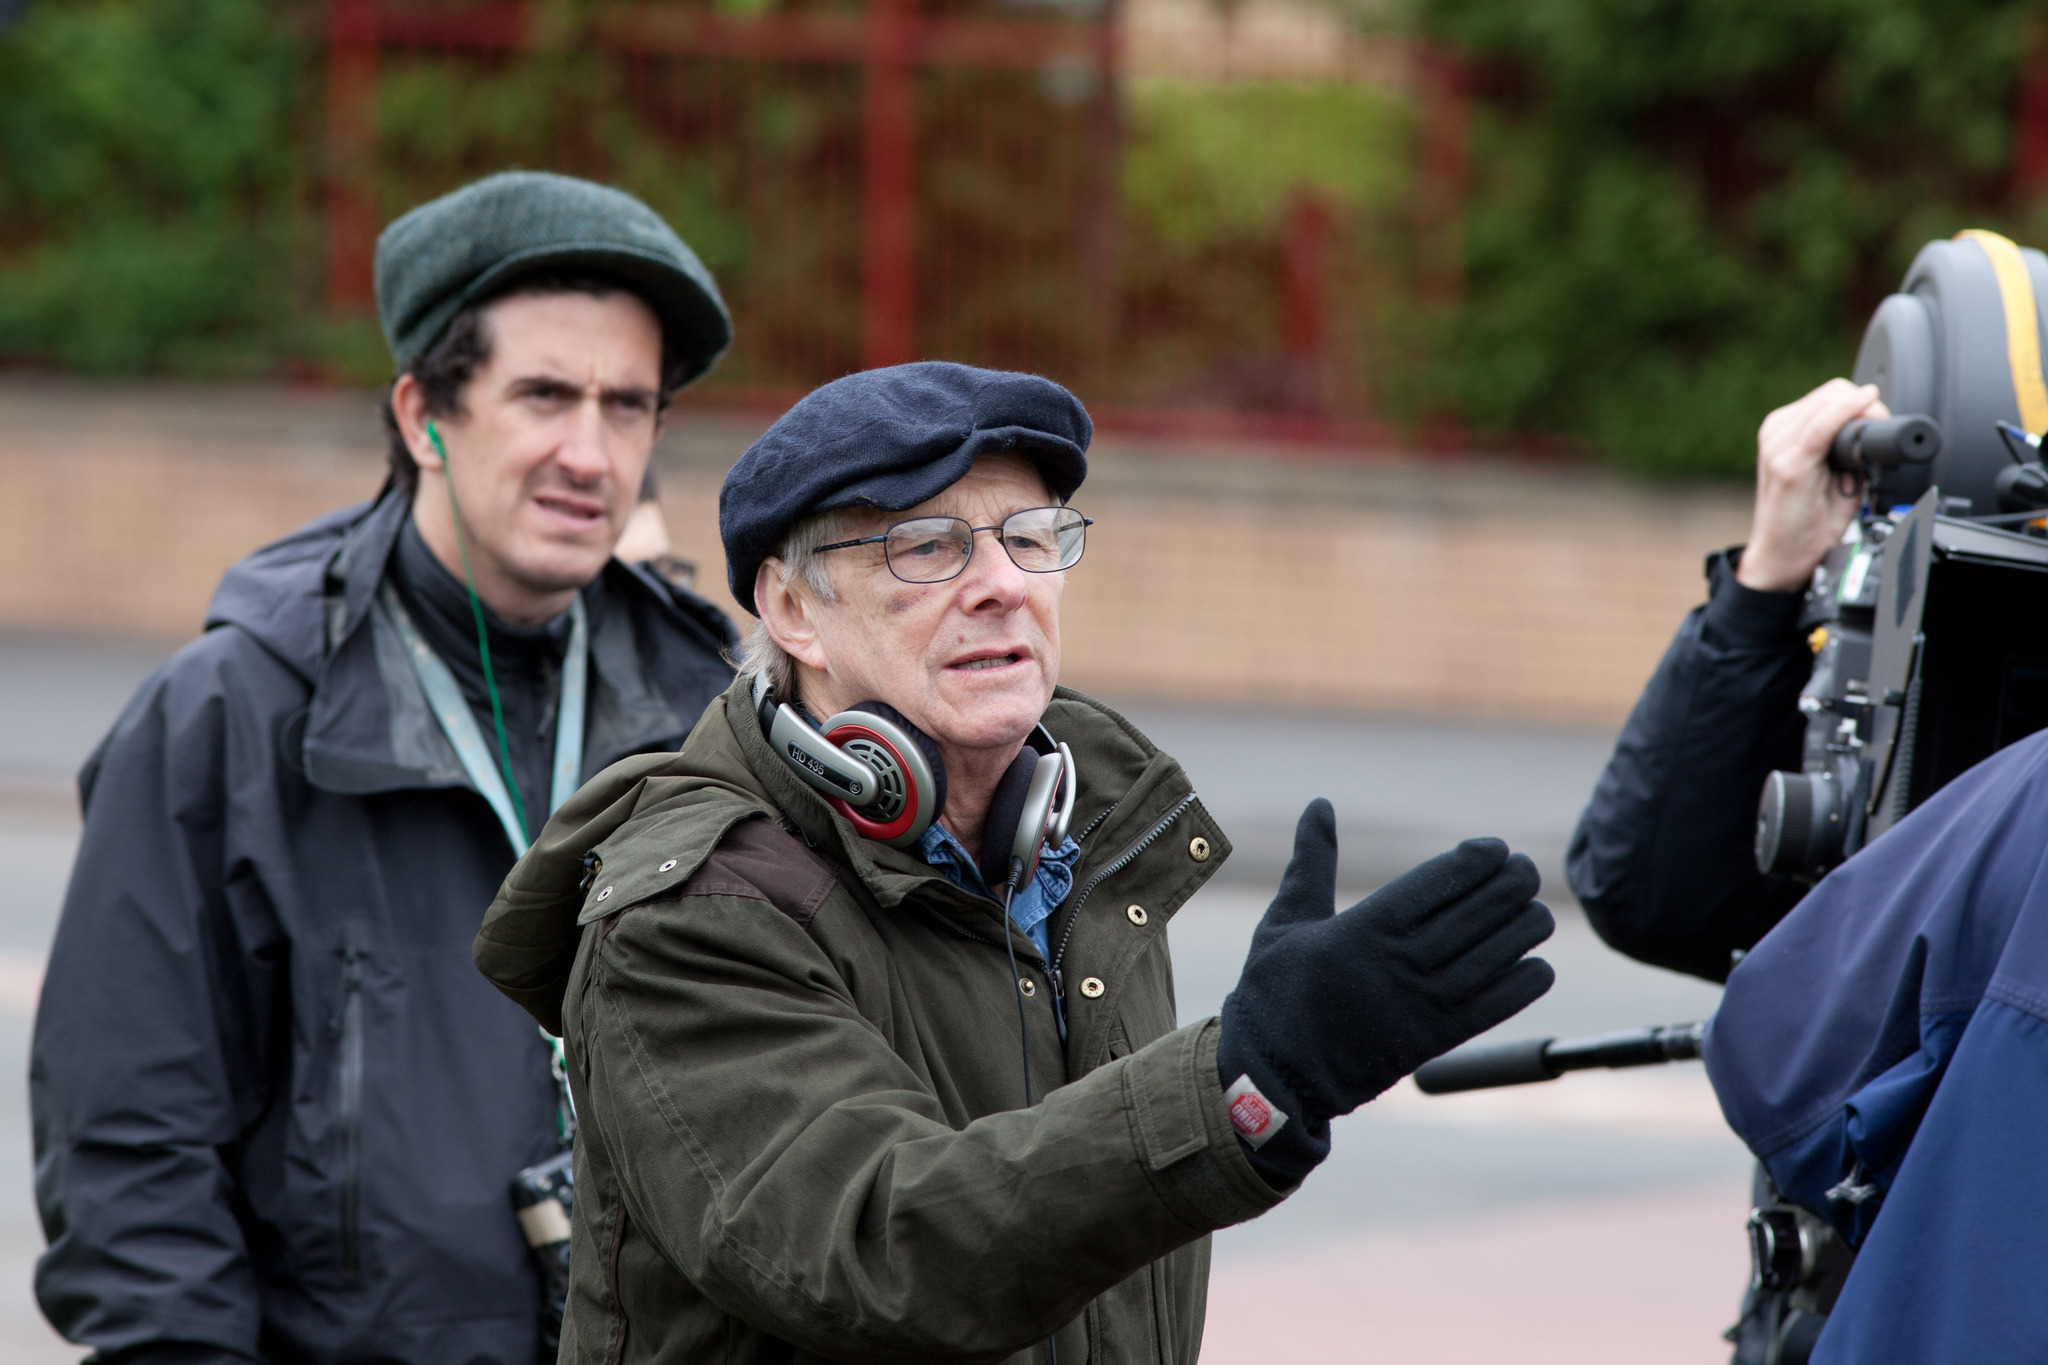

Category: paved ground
[0, 632, 163, 1362]
[0, 634, 1752, 1363]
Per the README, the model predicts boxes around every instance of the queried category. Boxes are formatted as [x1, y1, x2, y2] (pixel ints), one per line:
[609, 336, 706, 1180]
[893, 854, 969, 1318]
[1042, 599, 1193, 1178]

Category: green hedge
[1118, 77, 1411, 412]
[1418, 0, 2039, 476]
[0, 0, 307, 374]
[8, 0, 2031, 476]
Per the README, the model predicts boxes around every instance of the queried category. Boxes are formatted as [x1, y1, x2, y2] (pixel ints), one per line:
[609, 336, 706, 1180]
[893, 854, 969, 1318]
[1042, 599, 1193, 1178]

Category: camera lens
[1757, 770, 1845, 880]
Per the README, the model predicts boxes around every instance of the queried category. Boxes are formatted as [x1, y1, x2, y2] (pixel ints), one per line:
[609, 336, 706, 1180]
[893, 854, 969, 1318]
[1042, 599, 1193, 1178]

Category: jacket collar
[714, 679, 1218, 947]
[292, 488, 689, 799]
[477, 675, 1227, 1036]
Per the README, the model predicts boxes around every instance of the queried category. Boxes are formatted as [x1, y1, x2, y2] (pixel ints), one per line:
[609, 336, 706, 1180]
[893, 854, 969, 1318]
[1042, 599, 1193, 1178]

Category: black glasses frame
[815, 506, 1093, 585]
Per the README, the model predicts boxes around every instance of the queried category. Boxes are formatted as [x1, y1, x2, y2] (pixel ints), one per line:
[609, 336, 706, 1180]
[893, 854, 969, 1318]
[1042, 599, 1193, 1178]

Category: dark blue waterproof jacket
[31, 489, 734, 1365]
[1568, 552, 1813, 980]
[1706, 726, 2048, 1361]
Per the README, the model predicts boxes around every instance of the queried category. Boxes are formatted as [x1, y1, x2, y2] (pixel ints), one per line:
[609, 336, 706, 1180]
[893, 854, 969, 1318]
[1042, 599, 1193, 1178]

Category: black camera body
[1756, 233, 2048, 882]
[1756, 499, 2048, 879]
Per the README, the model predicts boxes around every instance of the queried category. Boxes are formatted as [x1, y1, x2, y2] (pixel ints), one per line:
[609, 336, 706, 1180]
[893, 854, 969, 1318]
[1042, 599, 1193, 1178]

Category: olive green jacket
[474, 680, 1285, 1365]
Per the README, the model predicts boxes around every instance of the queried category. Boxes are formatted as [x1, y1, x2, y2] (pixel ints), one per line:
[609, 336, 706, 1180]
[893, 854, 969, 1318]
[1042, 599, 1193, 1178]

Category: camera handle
[1824, 415, 1941, 477]
[1412, 1021, 1705, 1095]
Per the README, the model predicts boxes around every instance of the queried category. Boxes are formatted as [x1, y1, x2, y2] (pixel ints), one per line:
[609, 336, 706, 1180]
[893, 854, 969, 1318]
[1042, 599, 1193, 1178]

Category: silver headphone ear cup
[821, 709, 940, 848]
[1049, 742, 1077, 847]
[767, 703, 882, 807]
[1009, 752, 1066, 891]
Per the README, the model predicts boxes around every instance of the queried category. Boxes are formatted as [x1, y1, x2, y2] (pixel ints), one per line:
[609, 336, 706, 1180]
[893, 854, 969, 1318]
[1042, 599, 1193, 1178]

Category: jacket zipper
[1073, 801, 1118, 846]
[909, 792, 1196, 1031]
[1047, 793, 1197, 1005]
[338, 942, 366, 1284]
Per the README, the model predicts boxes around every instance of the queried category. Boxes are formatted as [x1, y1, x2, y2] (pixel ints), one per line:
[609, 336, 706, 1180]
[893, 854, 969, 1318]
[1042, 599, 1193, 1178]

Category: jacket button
[1188, 837, 1211, 862]
[595, 886, 613, 901]
[1080, 977, 1106, 998]
[1019, 977, 1037, 996]
[659, 859, 678, 873]
[1126, 904, 1148, 926]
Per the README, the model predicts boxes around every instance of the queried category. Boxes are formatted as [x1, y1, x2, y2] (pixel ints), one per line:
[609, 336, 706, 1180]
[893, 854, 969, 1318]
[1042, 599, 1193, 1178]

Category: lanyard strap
[377, 581, 588, 858]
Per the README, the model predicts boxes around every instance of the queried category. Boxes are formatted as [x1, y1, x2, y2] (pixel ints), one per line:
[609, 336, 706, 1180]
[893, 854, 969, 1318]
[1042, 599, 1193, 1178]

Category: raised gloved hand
[1216, 799, 1556, 1186]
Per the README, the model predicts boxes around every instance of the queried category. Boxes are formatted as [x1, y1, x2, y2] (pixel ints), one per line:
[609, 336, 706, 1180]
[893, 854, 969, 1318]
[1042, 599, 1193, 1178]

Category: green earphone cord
[427, 421, 531, 841]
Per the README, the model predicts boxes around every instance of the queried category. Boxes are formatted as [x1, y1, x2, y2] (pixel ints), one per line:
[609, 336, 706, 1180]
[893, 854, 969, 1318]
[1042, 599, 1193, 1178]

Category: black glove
[1216, 799, 1556, 1187]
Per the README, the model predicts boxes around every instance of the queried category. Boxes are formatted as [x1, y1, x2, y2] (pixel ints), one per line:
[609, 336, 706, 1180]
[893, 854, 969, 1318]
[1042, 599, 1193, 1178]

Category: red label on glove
[1223, 1073, 1289, 1148]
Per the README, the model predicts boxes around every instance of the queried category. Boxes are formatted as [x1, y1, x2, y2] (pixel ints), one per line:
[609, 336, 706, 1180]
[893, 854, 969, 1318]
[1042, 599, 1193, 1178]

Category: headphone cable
[427, 421, 531, 842]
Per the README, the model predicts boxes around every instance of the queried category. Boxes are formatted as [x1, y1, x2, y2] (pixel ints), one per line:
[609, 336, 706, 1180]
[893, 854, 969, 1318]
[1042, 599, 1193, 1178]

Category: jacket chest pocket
[1104, 1004, 1177, 1061]
[1117, 941, 1180, 1052]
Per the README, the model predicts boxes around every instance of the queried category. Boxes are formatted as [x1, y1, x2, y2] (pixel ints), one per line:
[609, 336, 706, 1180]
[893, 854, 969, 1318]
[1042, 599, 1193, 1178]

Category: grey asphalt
[0, 634, 1747, 1356]
[0, 633, 166, 1362]
[1112, 701, 1743, 1260]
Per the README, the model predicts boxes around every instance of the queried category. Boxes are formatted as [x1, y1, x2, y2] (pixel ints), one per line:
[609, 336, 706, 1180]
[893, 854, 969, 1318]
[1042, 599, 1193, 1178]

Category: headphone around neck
[753, 673, 1076, 891]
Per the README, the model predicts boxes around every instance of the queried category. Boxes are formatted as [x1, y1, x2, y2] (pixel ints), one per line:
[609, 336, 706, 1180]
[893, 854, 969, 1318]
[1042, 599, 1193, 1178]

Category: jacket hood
[204, 487, 734, 801]
[206, 496, 383, 682]
[475, 677, 1230, 1036]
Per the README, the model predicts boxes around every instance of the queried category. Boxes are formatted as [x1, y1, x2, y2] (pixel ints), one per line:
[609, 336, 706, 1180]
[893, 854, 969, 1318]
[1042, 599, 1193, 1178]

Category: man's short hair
[733, 507, 857, 699]
[380, 272, 694, 501]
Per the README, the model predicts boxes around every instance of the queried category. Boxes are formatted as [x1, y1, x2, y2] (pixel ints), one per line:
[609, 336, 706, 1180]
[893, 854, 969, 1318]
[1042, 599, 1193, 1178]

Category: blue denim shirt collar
[918, 822, 1081, 960]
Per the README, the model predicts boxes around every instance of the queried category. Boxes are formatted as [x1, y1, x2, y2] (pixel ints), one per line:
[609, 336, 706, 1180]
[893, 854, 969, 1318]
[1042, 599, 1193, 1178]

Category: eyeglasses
[815, 505, 1092, 585]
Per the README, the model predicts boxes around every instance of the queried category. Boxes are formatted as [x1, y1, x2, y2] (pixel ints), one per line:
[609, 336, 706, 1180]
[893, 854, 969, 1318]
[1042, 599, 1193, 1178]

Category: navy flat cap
[376, 170, 732, 380]
[721, 362, 1091, 614]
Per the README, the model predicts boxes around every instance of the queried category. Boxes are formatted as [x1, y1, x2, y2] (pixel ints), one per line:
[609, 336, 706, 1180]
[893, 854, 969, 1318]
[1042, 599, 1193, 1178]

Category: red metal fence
[321, 0, 1452, 439]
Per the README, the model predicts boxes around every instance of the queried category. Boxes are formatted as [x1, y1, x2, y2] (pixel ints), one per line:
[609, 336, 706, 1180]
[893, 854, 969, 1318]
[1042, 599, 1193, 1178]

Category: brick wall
[0, 378, 1750, 724]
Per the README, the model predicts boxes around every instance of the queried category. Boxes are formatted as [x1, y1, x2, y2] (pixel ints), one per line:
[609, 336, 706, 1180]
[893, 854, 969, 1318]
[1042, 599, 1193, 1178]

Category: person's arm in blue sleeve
[1567, 379, 1881, 982]
[1704, 729, 2048, 1360]
[30, 639, 280, 1364]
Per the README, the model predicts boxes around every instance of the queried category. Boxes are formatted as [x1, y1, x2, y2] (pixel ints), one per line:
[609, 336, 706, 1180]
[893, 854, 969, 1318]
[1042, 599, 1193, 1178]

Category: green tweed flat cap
[375, 170, 732, 381]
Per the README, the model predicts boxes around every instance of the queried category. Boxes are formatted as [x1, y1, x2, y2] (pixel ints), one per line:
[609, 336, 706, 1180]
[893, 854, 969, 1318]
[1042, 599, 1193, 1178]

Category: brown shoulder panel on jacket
[678, 817, 839, 926]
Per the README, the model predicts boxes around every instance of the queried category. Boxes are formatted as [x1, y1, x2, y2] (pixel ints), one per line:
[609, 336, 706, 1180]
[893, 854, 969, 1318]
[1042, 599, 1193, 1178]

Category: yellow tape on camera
[1958, 228, 2048, 436]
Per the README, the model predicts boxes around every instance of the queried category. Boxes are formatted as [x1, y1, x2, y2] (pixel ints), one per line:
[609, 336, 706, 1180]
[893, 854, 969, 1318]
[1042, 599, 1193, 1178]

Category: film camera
[1416, 231, 2048, 1365]
[1756, 231, 2048, 881]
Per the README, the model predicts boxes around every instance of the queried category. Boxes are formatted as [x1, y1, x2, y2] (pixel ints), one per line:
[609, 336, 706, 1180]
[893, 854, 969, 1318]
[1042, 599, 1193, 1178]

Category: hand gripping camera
[1756, 231, 2048, 881]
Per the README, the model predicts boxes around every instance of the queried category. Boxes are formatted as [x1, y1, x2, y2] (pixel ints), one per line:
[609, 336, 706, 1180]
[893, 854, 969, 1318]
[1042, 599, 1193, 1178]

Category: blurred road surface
[0, 635, 1750, 1364]
[0, 632, 168, 1364]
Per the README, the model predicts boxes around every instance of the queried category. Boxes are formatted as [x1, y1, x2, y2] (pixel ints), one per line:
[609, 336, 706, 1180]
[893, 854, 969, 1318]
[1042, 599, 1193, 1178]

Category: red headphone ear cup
[821, 712, 940, 847]
[844, 700, 947, 815]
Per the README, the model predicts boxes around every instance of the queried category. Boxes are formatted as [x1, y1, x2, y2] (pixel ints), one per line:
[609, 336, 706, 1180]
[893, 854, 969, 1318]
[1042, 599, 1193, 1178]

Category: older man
[33, 172, 736, 1364]
[475, 362, 1557, 1364]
